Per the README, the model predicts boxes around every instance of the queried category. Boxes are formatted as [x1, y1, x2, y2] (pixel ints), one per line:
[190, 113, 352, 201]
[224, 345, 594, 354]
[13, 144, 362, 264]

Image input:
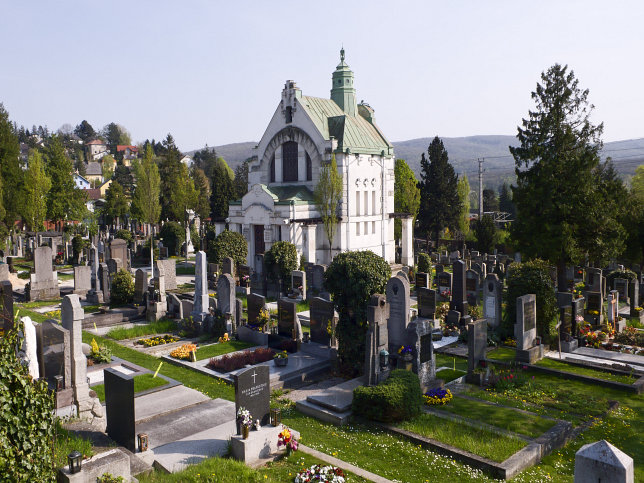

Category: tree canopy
[22, 150, 51, 232]
[314, 154, 343, 260]
[393, 159, 420, 241]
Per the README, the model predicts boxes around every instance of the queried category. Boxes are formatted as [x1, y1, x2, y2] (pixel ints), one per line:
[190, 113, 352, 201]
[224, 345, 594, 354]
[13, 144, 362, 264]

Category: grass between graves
[436, 395, 556, 438]
[175, 265, 195, 275]
[81, 332, 235, 401]
[534, 357, 638, 384]
[83, 304, 100, 313]
[195, 340, 255, 361]
[138, 452, 369, 482]
[14, 306, 51, 323]
[435, 353, 468, 372]
[485, 346, 516, 361]
[20, 299, 62, 308]
[435, 368, 465, 383]
[398, 412, 527, 462]
[91, 373, 168, 402]
[58, 272, 74, 281]
[281, 409, 498, 482]
[105, 319, 178, 340]
[53, 420, 94, 469]
[627, 317, 643, 329]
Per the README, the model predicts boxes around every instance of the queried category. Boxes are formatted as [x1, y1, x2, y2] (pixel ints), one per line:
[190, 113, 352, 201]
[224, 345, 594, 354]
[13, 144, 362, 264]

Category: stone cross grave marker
[234, 365, 270, 431]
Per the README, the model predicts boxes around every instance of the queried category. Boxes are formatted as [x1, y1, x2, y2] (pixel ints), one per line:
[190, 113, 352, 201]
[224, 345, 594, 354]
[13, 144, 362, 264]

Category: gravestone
[236, 298, 244, 329]
[406, 317, 435, 391]
[217, 274, 236, 332]
[104, 368, 135, 452]
[465, 269, 478, 307]
[0, 264, 9, 282]
[19, 316, 39, 379]
[234, 365, 270, 430]
[154, 259, 177, 290]
[305, 263, 315, 297]
[557, 292, 574, 309]
[29, 245, 59, 301]
[574, 266, 584, 283]
[247, 293, 266, 325]
[586, 291, 604, 326]
[629, 281, 639, 317]
[365, 294, 390, 386]
[109, 239, 128, 269]
[417, 288, 436, 319]
[415, 272, 429, 291]
[159, 246, 168, 259]
[515, 294, 543, 363]
[191, 251, 209, 322]
[437, 271, 452, 300]
[467, 319, 487, 373]
[277, 298, 297, 338]
[445, 310, 461, 327]
[483, 274, 502, 327]
[435, 264, 444, 276]
[146, 266, 166, 322]
[571, 297, 585, 335]
[614, 278, 629, 304]
[208, 263, 219, 280]
[250, 272, 267, 297]
[38, 319, 71, 389]
[309, 296, 335, 345]
[574, 440, 633, 483]
[222, 257, 235, 277]
[73, 265, 91, 296]
[312, 264, 326, 292]
[607, 290, 618, 324]
[386, 275, 411, 350]
[99, 263, 111, 303]
[238, 264, 251, 286]
[586, 267, 603, 296]
[167, 293, 182, 319]
[107, 257, 123, 276]
[451, 260, 467, 315]
[134, 269, 148, 303]
[291, 270, 306, 299]
[1, 280, 14, 333]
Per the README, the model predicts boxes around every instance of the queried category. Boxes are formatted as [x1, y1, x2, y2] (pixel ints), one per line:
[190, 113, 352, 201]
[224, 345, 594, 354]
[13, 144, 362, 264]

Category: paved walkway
[299, 444, 394, 483]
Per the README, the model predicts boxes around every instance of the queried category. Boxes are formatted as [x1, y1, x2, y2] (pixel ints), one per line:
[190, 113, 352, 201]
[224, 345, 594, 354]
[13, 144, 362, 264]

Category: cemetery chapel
[227, 49, 414, 271]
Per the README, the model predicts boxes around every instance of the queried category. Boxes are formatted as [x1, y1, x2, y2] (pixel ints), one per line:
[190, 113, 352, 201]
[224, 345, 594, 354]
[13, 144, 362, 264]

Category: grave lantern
[67, 450, 82, 474]
[270, 407, 282, 427]
[303, 332, 310, 343]
[379, 349, 389, 369]
[138, 433, 149, 452]
[54, 375, 64, 392]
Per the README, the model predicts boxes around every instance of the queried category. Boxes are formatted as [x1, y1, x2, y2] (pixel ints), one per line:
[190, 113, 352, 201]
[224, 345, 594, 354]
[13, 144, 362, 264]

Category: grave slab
[134, 384, 210, 422]
[305, 376, 364, 413]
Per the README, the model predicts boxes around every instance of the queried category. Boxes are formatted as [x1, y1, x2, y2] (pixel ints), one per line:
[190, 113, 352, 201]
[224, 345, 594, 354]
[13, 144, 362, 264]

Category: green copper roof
[299, 96, 392, 155]
[264, 184, 316, 205]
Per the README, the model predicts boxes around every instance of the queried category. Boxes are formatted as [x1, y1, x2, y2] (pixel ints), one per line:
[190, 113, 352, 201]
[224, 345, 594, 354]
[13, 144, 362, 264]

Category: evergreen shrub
[605, 269, 637, 289]
[207, 229, 248, 265]
[417, 253, 432, 274]
[114, 229, 133, 243]
[352, 369, 422, 422]
[264, 241, 298, 286]
[111, 269, 135, 304]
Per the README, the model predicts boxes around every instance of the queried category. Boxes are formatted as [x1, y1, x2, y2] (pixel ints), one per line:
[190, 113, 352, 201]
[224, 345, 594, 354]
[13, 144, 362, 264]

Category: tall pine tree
[0, 104, 22, 229]
[417, 136, 461, 245]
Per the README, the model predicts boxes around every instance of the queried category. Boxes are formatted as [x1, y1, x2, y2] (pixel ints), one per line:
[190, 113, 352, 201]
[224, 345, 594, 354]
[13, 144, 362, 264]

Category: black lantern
[138, 433, 149, 452]
[379, 349, 389, 369]
[270, 407, 282, 427]
[67, 450, 82, 474]
[303, 332, 310, 343]
[54, 375, 64, 392]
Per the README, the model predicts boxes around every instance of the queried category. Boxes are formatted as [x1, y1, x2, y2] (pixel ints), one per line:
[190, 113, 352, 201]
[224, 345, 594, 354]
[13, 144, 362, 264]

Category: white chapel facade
[227, 50, 413, 272]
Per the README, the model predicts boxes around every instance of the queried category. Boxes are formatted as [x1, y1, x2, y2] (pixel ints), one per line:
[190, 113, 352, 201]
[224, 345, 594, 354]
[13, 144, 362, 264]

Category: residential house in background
[86, 139, 108, 161]
[117, 145, 139, 166]
[83, 188, 102, 212]
[84, 161, 103, 187]
[74, 173, 90, 190]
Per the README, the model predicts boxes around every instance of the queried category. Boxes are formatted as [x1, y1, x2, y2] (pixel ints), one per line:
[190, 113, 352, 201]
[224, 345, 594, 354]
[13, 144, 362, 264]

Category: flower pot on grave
[274, 357, 288, 367]
[241, 425, 250, 439]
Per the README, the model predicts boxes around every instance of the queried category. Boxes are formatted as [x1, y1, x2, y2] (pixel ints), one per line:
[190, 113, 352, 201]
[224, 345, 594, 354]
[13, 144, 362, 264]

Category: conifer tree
[44, 135, 84, 225]
[0, 104, 22, 228]
[22, 150, 51, 231]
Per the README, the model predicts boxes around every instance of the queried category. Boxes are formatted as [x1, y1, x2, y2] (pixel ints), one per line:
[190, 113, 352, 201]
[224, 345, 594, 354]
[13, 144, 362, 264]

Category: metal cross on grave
[251, 370, 257, 384]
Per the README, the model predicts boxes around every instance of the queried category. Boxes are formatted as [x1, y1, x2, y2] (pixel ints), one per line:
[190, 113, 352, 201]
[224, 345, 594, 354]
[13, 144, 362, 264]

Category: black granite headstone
[104, 368, 135, 452]
[309, 297, 334, 344]
[277, 299, 297, 337]
[415, 272, 429, 290]
[247, 293, 266, 325]
[417, 288, 436, 319]
[419, 333, 433, 364]
[234, 365, 270, 430]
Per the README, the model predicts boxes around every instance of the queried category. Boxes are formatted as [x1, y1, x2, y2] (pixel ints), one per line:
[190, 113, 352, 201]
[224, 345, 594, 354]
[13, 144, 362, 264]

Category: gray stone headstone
[109, 239, 128, 269]
[312, 264, 326, 291]
[38, 319, 71, 389]
[99, 263, 110, 303]
[614, 278, 629, 304]
[0, 264, 9, 282]
[468, 319, 487, 373]
[236, 298, 243, 330]
[191, 251, 209, 322]
[222, 257, 234, 277]
[451, 260, 467, 314]
[107, 258, 123, 275]
[247, 293, 266, 325]
[365, 294, 390, 386]
[29, 245, 58, 301]
[134, 269, 148, 303]
[309, 296, 335, 345]
[574, 440, 633, 483]
[234, 365, 270, 430]
[445, 310, 461, 327]
[277, 298, 297, 337]
[217, 274, 235, 319]
[154, 259, 177, 290]
[483, 274, 502, 327]
[515, 294, 537, 351]
[406, 318, 435, 390]
[386, 275, 411, 350]
[465, 269, 478, 307]
[417, 287, 436, 319]
[104, 368, 136, 452]
[73, 265, 91, 296]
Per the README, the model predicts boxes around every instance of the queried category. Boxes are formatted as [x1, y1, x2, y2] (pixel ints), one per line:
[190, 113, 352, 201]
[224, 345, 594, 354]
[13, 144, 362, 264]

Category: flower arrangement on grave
[488, 365, 529, 390]
[274, 350, 288, 359]
[295, 464, 345, 483]
[170, 343, 197, 360]
[579, 323, 592, 337]
[435, 302, 450, 322]
[587, 309, 600, 316]
[635, 306, 643, 312]
[218, 333, 229, 343]
[423, 387, 453, 406]
[397, 345, 413, 356]
[468, 304, 482, 320]
[257, 308, 270, 327]
[440, 289, 451, 299]
[237, 407, 253, 429]
[136, 335, 180, 347]
[503, 338, 517, 347]
[277, 426, 298, 454]
[88, 338, 112, 364]
[573, 282, 585, 299]
[586, 331, 601, 349]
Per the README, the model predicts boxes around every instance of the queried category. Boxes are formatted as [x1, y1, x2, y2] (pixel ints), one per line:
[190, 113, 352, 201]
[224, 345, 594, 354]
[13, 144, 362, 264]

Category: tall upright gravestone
[365, 294, 390, 386]
[483, 274, 502, 327]
[192, 251, 209, 322]
[29, 245, 59, 301]
[309, 296, 336, 345]
[217, 274, 236, 332]
[515, 294, 543, 363]
[104, 368, 136, 452]
[386, 275, 410, 350]
[234, 365, 270, 429]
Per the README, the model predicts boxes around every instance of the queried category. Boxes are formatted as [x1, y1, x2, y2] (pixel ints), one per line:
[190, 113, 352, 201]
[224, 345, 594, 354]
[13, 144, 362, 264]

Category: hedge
[352, 370, 422, 423]
[111, 269, 135, 304]
[160, 221, 185, 256]
[417, 253, 431, 274]
[264, 241, 298, 286]
[208, 230, 248, 266]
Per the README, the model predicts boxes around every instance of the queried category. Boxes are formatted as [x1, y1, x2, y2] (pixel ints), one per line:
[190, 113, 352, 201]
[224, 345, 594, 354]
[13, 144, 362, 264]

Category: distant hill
[191, 136, 644, 188]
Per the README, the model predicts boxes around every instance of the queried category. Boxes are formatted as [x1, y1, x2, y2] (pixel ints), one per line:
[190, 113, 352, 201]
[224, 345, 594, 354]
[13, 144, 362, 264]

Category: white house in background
[86, 139, 109, 161]
[227, 49, 413, 272]
[74, 173, 90, 190]
[180, 155, 193, 167]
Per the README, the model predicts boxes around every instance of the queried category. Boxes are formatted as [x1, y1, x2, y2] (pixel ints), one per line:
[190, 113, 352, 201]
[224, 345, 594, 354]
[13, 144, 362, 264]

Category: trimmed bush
[208, 229, 248, 265]
[502, 259, 558, 345]
[264, 241, 298, 286]
[71, 235, 88, 262]
[325, 250, 391, 376]
[115, 229, 133, 243]
[111, 269, 135, 304]
[352, 370, 422, 423]
[605, 269, 637, 289]
[160, 221, 185, 256]
[417, 253, 431, 274]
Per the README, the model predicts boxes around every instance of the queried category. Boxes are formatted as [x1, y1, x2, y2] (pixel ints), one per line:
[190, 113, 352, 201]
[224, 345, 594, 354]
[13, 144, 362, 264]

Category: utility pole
[478, 158, 484, 219]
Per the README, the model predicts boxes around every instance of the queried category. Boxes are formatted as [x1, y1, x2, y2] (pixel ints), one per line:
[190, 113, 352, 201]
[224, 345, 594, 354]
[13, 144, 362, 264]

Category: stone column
[401, 216, 414, 267]
[192, 251, 209, 322]
[303, 224, 316, 265]
[275, 145, 283, 183]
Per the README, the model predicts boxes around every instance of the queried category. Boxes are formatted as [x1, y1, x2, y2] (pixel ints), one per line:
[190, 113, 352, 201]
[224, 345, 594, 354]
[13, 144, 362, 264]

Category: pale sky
[1, 0, 643, 151]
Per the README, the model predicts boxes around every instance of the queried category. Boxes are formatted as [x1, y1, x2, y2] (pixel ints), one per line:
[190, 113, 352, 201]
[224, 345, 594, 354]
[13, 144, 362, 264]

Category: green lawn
[535, 357, 638, 385]
[435, 368, 465, 383]
[196, 340, 255, 361]
[486, 346, 516, 361]
[435, 354, 468, 371]
[106, 319, 178, 340]
[398, 413, 526, 462]
[82, 332, 235, 401]
[58, 272, 74, 281]
[138, 452, 369, 482]
[91, 373, 168, 402]
[15, 306, 52, 324]
[83, 304, 100, 313]
[438, 395, 556, 438]
[20, 299, 62, 309]
[54, 421, 94, 470]
[176, 265, 195, 275]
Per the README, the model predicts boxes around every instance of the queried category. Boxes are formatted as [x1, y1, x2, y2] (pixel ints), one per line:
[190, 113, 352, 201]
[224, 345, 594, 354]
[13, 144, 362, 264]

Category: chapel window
[269, 153, 275, 183]
[285, 106, 292, 123]
[306, 152, 312, 181]
[282, 141, 298, 182]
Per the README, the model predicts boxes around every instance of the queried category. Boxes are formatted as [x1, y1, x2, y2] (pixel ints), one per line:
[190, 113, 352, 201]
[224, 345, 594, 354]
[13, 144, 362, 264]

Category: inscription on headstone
[234, 365, 270, 429]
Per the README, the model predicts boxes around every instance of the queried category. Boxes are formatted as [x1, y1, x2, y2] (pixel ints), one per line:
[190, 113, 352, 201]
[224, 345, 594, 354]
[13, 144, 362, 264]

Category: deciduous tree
[0, 104, 22, 228]
[314, 154, 343, 260]
[456, 175, 471, 236]
[393, 159, 420, 241]
[22, 150, 51, 231]
[44, 135, 85, 224]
